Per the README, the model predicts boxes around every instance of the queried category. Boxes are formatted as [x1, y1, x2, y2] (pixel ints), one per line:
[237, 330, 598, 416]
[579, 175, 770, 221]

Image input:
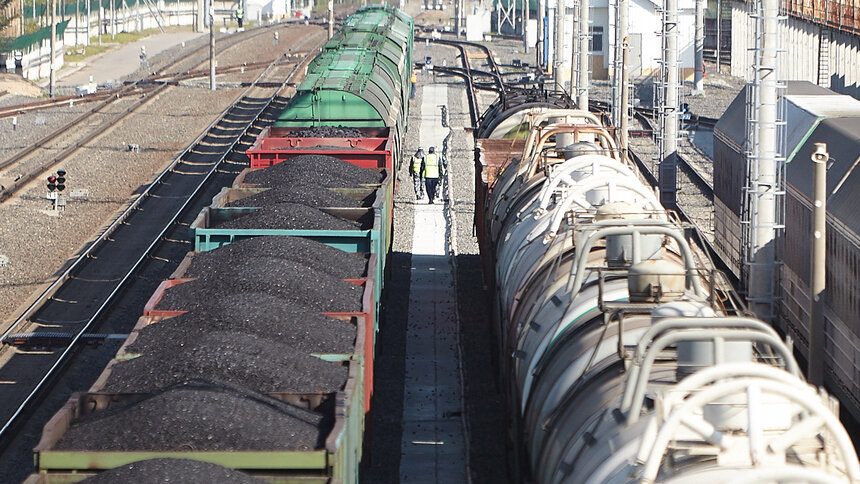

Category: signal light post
[46, 169, 67, 211]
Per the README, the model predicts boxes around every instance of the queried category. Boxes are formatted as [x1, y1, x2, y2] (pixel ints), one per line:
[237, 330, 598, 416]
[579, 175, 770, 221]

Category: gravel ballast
[226, 184, 365, 208]
[214, 203, 362, 230]
[56, 382, 330, 451]
[103, 330, 349, 393]
[184, 236, 367, 279]
[244, 154, 384, 187]
[160, 259, 364, 312]
[80, 458, 266, 484]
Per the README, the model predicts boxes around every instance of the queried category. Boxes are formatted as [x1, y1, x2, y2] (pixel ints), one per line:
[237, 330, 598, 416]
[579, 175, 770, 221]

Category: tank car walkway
[399, 83, 468, 483]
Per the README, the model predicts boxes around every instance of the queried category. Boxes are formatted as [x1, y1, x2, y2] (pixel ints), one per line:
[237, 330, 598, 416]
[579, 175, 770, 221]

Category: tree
[0, 0, 19, 35]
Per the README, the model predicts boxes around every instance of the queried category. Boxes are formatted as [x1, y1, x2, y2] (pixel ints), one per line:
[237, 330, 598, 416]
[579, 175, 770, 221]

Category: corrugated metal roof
[787, 117, 860, 234]
[715, 80, 860, 234]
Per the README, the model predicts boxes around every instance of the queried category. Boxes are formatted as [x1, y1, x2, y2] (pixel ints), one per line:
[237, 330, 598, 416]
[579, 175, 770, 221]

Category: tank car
[477, 106, 860, 483]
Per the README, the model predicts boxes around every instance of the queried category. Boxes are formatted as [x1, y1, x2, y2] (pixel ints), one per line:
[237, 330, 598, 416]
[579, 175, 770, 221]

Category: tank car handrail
[620, 317, 794, 412]
[636, 370, 860, 483]
[563, 224, 699, 299]
[625, 330, 802, 424]
[535, 155, 638, 214]
[523, 126, 619, 176]
[717, 466, 853, 484]
[543, 180, 665, 242]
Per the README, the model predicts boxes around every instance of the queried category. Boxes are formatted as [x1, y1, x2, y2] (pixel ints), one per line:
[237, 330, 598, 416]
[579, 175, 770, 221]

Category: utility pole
[455, 0, 460, 38]
[85, 0, 90, 46]
[75, 0, 79, 45]
[620, 38, 629, 162]
[98, 0, 102, 44]
[694, 0, 704, 93]
[658, 0, 679, 207]
[553, 0, 564, 89]
[50, 0, 56, 98]
[575, 0, 588, 109]
[523, 0, 529, 52]
[196, 0, 203, 31]
[612, 0, 628, 127]
[746, 0, 783, 323]
[537, 0, 545, 66]
[110, 0, 115, 39]
[209, 0, 215, 90]
[327, 0, 333, 39]
[808, 143, 828, 386]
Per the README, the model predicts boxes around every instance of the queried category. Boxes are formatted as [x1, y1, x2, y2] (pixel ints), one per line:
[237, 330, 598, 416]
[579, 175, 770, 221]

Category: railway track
[0, 27, 326, 466]
[0, 24, 309, 206]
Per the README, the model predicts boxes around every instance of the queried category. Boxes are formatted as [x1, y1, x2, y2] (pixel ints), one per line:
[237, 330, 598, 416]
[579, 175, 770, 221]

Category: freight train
[27, 6, 412, 483]
[474, 100, 860, 482]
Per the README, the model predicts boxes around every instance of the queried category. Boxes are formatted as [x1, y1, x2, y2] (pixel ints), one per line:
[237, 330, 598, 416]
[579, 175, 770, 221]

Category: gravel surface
[159, 258, 364, 312]
[56, 381, 330, 451]
[80, 458, 266, 484]
[0, 85, 243, 329]
[243, 154, 384, 187]
[225, 184, 365, 208]
[184, 236, 367, 279]
[104, 330, 349, 393]
[214, 203, 362, 230]
[284, 126, 367, 138]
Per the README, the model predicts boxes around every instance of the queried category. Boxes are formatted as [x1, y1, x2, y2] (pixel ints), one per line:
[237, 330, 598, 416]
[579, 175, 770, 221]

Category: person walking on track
[236, 5, 245, 28]
[409, 148, 425, 200]
[423, 146, 443, 204]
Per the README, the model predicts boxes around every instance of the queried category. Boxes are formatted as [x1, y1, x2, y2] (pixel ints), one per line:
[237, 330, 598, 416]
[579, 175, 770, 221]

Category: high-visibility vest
[236, 7, 244, 17]
[411, 155, 423, 175]
[423, 153, 440, 178]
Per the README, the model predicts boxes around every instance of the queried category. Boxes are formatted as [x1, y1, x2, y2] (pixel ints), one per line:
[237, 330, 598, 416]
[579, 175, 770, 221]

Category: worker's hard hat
[428, 146, 435, 153]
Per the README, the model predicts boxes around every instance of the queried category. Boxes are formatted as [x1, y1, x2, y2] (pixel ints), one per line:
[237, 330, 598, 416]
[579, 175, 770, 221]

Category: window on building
[590, 26, 603, 52]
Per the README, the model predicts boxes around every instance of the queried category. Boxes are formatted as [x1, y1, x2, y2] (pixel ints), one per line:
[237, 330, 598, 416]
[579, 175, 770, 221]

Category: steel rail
[0, 32, 321, 442]
[0, 84, 167, 204]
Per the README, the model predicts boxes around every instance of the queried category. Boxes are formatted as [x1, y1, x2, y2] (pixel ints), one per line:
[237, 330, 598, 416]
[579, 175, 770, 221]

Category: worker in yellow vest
[236, 5, 245, 28]
[409, 147, 425, 200]
[422, 146, 444, 204]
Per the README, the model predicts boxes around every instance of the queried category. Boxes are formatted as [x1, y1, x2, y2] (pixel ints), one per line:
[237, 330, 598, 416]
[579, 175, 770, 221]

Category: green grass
[64, 25, 194, 61]
[65, 44, 111, 62]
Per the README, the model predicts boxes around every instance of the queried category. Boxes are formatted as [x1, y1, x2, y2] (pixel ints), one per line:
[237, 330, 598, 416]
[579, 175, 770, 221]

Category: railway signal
[46, 170, 67, 211]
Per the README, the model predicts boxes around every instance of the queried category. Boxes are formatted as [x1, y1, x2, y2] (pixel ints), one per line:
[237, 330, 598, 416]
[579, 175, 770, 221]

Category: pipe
[808, 142, 828, 386]
[620, 37, 629, 163]
[659, 0, 679, 208]
[553, 0, 564, 87]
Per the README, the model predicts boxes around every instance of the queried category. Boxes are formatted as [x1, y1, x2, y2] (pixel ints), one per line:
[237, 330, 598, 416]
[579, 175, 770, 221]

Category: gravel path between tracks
[363, 41, 509, 483]
[0, 85, 243, 330]
[80, 457, 266, 483]
[590, 71, 746, 120]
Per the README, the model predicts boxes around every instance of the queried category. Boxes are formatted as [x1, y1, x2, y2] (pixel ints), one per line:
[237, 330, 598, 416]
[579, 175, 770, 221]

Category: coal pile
[151, 297, 354, 349]
[80, 458, 265, 484]
[160, 259, 364, 312]
[56, 382, 331, 451]
[184, 236, 367, 279]
[244, 154, 383, 187]
[214, 203, 361, 230]
[285, 126, 367, 138]
[103, 330, 349, 393]
[226, 184, 364, 208]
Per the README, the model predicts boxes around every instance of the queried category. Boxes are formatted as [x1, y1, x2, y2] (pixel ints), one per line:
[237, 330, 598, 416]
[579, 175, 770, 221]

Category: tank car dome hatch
[595, 202, 664, 268]
[561, 140, 602, 159]
[628, 259, 687, 303]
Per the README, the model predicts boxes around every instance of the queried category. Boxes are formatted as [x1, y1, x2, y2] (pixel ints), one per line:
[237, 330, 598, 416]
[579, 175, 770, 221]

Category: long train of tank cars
[474, 96, 860, 482]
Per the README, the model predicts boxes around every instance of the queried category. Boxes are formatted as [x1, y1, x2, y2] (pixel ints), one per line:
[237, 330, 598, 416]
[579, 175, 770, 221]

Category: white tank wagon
[477, 109, 860, 483]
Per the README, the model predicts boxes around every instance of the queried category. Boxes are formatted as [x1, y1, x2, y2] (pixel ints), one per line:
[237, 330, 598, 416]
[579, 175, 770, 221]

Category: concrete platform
[400, 83, 467, 483]
[50, 30, 204, 89]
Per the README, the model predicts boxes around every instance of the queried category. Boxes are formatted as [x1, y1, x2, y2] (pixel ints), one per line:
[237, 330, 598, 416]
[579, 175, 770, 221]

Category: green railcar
[276, 6, 414, 169]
